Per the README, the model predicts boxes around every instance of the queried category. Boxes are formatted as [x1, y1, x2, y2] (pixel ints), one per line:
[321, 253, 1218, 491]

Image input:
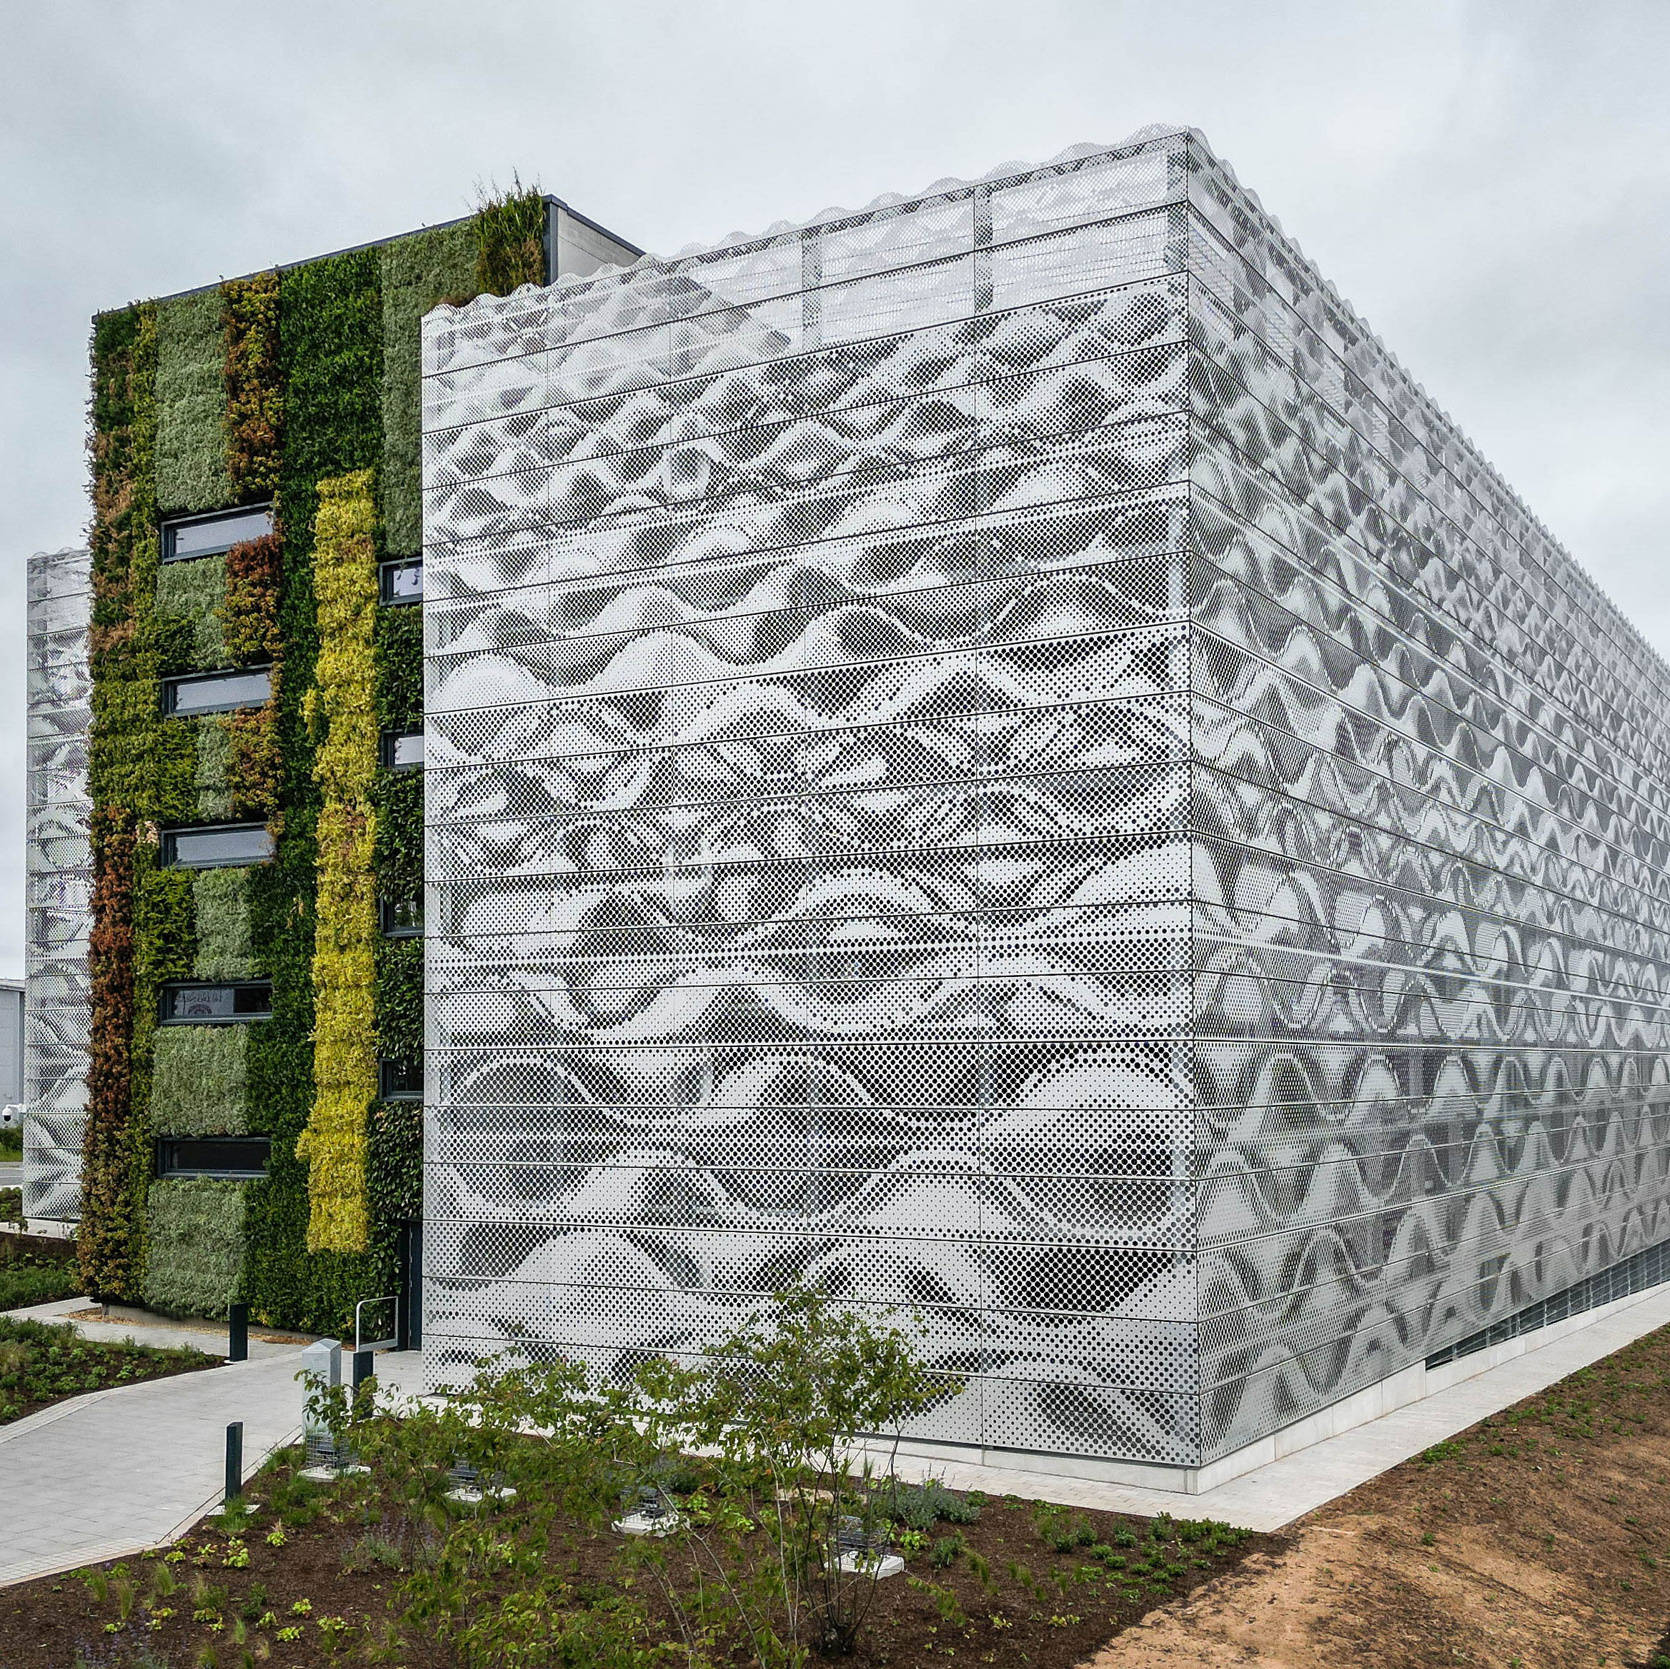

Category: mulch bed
[0, 1449, 1275, 1667]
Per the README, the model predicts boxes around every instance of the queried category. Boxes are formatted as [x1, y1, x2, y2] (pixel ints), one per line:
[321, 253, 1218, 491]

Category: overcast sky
[1, 0, 1667, 981]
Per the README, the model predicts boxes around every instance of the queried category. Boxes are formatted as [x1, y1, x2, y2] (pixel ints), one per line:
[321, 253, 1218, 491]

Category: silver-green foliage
[157, 552, 228, 670]
[144, 1177, 246, 1317]
[151, 1024, 250, 1135]
[193, 866, 257, 979]
[381, 221, 477, 556]
[194, 712, 235, 820]
[154, 288, 232, 514]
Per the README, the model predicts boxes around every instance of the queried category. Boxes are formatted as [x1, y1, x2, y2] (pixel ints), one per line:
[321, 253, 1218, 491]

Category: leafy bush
[151, 1024, 251, 1135]
[340, 1289, 945, 1667]
[0, 1126, 20, 1159]
[0, 1188, 24, 1225]
[154, 287, 232, 514]
[192, 865, 257, 979]
[143, 1177, 247, 1318]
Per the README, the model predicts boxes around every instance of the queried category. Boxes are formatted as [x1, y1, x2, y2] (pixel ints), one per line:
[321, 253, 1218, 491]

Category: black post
[352, 1349, 373, 1393]
[227, 1302, 248, 1362]
[224, 1421, 244, 1503]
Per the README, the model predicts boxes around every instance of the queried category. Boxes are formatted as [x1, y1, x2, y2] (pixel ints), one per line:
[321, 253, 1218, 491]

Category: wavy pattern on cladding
[423, 127, 1670, 1472]
[22, 550, 94, 1221]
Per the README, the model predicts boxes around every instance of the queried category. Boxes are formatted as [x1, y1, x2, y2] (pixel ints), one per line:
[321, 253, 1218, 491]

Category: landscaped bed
[0, 1452, 1265, 1668]
[0, 1293, 1273, 1667]
[0, 1313, 213, 1426]
[0, 1228, 85, 1312]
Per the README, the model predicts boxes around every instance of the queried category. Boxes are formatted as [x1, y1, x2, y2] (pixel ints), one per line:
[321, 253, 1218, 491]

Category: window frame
[381, 895, 424, 939]
[380, 558, 422, 606]
[380, 1058, 424, 1101]
[381, 729, 424, 771]
[156, 1135, 273, 1180]
[161, 822, 275, 870]
[158, 980, 274, 1026]
[162, 665, 274, 718]
[161, 504, 275, 564]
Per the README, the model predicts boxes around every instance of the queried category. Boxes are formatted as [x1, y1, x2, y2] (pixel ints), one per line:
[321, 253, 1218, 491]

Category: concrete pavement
[0, 1350, 310, 1585]
[0, 1162, 21, 1190]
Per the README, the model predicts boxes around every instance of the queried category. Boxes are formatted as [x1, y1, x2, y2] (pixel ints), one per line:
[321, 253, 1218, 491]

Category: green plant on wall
[152, 1025, 251, 1136]
[155, 288, 233, 515]
[144, 1177, 246, 1318]
[83, 190, 550, 1326]
[192, 867, 257, 979]
[474, 180, 546, 297]
[223, 273, 282, 498]
[296, 468, 380, 1255]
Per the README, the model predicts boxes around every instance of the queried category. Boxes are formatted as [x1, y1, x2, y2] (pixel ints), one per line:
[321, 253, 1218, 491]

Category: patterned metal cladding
[420, 126, 1670, 1468]
[23, 547, 93, 1222]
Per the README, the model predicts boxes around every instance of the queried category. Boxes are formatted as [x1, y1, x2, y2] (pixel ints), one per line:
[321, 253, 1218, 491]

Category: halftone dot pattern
[422, 128, 1670, 1468]
[22, 548, 93, 1222]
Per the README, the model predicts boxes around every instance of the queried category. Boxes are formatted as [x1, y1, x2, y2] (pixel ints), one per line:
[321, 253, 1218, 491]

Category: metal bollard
[351, 1348, 373, 1393]
[225, 1421, 244, 1503]
[227, 1302, 248, 1362]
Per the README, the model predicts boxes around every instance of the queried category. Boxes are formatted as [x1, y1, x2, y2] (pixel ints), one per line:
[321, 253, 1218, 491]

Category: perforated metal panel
[422, 127, 1670, 1469]
[22, 548, 93, 1222]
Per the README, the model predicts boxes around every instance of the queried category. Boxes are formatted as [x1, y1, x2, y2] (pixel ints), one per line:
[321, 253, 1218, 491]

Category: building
[25, 125, 1670, 1483]
[418, 126, 1670, 1485]
[22, 194, 638, 1334]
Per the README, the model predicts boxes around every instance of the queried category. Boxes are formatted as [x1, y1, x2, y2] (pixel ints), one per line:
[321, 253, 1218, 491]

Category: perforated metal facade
[23, 547, 93, 1222]
[420, 126, 1670, 1468]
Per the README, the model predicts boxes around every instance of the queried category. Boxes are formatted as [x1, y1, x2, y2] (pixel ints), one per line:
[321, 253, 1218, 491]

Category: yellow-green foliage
[192, 867, 256, 979]
[297, 469, 379, 1254]
[144, 1177, 246, 1318]
[155, 552, 228, 670]
[152, 1024, 250, 1136]
[154, 289, 232, 514]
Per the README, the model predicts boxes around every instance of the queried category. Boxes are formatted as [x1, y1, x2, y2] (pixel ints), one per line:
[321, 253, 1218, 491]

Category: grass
[0, 1127, 21, 1160]
[0, 1314, 210, 1424]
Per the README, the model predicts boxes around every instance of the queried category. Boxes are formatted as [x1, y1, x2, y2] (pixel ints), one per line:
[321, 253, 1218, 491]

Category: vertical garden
[78, 196, 548, 1332]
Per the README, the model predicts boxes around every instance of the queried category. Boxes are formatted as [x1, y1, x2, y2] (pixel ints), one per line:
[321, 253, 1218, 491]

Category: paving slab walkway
[0, 1299, 429, 1587]
[0, 1350, 310, 1586]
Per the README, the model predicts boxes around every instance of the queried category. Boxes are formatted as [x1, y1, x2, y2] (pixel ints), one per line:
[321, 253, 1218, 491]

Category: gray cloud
[2, 0, 1666, 978]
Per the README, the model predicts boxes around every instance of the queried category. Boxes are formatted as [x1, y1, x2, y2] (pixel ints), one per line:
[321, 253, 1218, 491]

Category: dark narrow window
[162, 824, 274, 869]
[164, 667, 272, 717]
[380, 1058, 424, 1100]
[160, 982, 273, 1023]
[382, 896, 423, 938]
[381, 559, 422, 605]
[382, 730, 424, 770]
[162, 506, 274, 563]
[157, 1136, 272, 1179]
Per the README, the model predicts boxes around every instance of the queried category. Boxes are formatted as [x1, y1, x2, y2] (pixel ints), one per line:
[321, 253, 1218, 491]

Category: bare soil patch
[1085, 1325, 1670, 1668]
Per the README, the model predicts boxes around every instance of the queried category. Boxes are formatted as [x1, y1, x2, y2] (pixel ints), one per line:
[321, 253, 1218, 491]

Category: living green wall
[143, 1177, 246, 1317]
[84, 188, 551, 1330]
[155, 289, 233, 515]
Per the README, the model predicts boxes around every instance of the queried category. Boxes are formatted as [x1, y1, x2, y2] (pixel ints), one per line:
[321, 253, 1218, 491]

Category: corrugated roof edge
[426, 125, 1194, 323]
[425, 123, 1670, 691]
[93, 194, 643, 316]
